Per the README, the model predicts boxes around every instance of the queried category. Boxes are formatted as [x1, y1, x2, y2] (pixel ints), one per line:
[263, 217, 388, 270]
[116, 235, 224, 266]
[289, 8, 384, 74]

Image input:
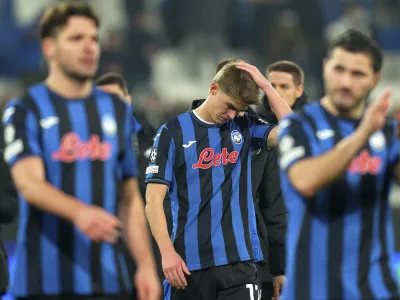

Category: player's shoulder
[240, 110, 272, 127]
[2, 85, 42, 122]
[94, 87, 128, 109]
[13, 83, 48, 109]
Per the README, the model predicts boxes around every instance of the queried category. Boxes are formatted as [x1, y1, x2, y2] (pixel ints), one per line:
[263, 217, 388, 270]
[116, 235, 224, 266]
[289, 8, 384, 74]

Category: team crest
[102, 114, 117, 136]
[369, 131, 385, 152]
[231, 130, 243, 145]
[149, 148, 158, 163]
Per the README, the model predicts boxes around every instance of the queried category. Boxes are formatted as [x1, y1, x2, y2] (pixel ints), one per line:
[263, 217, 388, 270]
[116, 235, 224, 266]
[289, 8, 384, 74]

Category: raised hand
[235, 61, 271, 90]
[359, 89, 391, 136]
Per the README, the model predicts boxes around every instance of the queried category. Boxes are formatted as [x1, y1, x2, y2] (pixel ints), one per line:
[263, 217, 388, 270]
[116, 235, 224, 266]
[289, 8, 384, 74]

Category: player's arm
[120, 178, 157, 270]
[4, 102, 120, 242]
[145, 126, 190, 289]
[262, 83, 292, 122]
[145, 183, 172, 255]
[281, 91, 390, 197]
[284, 126, 368, 197]
[235, 62, 291, 147]
[3, 103, 87, 221]
[144, 125, 175, 255]
[11, 157, 87, 220]
[236, 61, 292, 121]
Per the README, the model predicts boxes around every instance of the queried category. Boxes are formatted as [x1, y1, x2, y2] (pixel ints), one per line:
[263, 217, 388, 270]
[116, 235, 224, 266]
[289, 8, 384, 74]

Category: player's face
[97, 83, 132, 103]
[324, 47, 380, 113]
[46, 16, 100, 82]
[267, 71, 303, 108]
[209, 83, 248, 125]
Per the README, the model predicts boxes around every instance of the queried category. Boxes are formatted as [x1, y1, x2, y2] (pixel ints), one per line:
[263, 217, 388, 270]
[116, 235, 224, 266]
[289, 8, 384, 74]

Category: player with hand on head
[146, 60, 292, 300]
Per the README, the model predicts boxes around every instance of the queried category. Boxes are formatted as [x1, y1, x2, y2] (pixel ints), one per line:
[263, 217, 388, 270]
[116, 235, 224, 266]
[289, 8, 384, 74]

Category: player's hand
[162, 249, 191, 289]
[73, 205, 121, 243]
[235, 61, 271, 90]
[273, 275, 286, 299]
[134, 265, 162, 300]
[359, 89, 391, 136]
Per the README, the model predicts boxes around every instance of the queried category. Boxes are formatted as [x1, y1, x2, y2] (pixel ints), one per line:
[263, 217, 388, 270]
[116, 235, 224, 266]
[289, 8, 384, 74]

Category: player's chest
[177, 127, 249, 170]
[39, 110, 122, 163]
[319, 128, 388, 177]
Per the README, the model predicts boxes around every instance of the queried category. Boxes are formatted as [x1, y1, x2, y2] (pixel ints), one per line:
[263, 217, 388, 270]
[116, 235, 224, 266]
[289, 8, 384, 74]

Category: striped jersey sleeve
[145, 124, 175, 187]
[247, 113, 276, 149]
[2, 100, 42, 167]
[278, 114, 315, 171]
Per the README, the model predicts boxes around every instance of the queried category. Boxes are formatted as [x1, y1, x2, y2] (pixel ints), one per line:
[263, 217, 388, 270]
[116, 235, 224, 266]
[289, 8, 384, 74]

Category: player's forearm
[288, 128, 369, 197]
[120, 193, 156, 268]
[145, 195, 174, 255]
[262, 84, 293, 121]
[16, 179, 86, 221]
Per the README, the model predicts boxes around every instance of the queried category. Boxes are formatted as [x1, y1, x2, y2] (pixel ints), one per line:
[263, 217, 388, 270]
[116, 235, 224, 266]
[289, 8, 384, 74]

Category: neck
[321, 95, 364, 119]
[45, 72, 93, 99]
[194, 96, 214, 123]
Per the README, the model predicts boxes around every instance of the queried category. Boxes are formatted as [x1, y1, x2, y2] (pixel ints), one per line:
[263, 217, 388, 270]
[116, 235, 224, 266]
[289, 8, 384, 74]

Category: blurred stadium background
[1, 0, 400, 298]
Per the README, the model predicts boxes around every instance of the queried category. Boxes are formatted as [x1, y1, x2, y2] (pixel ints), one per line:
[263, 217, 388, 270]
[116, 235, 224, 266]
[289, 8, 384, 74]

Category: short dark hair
[216, 59, 240, 74]
[266, 60, 305, 86]
[95, 73, 129, 96]
[40, 1, 100, 40]
[328, 29, 383, 72]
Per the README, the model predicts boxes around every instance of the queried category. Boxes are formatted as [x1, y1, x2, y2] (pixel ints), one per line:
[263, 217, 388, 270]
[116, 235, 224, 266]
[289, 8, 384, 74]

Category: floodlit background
[1, 0, 400, 298]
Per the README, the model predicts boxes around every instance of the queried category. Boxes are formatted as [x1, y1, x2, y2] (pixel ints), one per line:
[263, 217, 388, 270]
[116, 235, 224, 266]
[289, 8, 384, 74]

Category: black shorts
[16, 294, 134, 300]
[164, 261, 261, 300]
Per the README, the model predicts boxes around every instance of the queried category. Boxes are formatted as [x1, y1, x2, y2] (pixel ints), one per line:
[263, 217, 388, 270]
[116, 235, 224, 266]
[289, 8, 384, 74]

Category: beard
[58, 59, 97, 83]
[330, 89, 369, 116]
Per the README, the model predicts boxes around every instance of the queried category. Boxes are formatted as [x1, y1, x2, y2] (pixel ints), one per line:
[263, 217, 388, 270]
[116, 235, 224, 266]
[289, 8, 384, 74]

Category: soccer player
[192, 59, 292, 300]
[145, 61, 292, 300]
[253, 60, 308, 300]
[278, 29, 400, 300]
[2, 2, 160, 300]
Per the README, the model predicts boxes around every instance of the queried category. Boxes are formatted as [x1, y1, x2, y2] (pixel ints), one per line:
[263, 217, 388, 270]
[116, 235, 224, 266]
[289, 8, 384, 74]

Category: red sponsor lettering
[348, 150, 381, 175]
[52, 132, 112, 162]
[192, 147, 239, 169]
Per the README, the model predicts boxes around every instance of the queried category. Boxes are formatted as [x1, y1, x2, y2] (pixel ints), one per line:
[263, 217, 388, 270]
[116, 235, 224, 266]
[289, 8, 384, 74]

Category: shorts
[164, 261, 261, 300]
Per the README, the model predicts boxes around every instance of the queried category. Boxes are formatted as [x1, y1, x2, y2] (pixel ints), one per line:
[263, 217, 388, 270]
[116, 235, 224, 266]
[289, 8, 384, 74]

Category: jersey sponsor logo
[192, 147, 239, 169]
[52, 132, 112, 162]
[348, 150, 382, 175]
